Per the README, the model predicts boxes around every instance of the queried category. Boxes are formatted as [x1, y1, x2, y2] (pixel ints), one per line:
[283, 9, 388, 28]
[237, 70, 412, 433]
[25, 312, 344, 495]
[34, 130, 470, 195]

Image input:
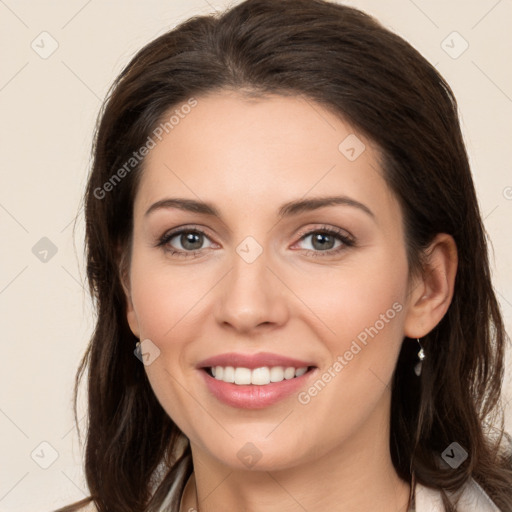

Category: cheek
[296, 247, 408, 351]
[129, 251, 215, 341]
[128, 251, 216, 424]
[290, 256, 408, 447]
[128, 254, 204, 431]
[292, 248, 409, 423]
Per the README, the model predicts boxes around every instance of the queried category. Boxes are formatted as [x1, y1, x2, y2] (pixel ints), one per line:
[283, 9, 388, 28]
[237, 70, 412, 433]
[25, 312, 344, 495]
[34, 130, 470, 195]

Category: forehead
[135, 91, 398, 224]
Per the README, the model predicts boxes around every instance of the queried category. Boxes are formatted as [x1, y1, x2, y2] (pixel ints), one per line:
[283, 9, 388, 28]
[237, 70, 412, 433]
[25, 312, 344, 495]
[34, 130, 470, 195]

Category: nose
[213, 246, 290, 335]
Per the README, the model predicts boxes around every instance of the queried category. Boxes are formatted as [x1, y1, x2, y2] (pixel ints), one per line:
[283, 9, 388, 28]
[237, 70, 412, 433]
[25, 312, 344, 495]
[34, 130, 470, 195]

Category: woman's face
[124, 91, 418, 471]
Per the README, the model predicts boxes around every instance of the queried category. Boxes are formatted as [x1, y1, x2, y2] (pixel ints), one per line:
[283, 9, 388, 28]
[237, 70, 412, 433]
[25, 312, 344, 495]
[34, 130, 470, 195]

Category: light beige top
[415, 478, 501, 511]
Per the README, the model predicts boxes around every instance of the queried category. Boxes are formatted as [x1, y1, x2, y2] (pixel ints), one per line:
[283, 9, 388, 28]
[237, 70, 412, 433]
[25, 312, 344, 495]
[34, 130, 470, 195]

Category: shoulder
[415, 478, 501, 511]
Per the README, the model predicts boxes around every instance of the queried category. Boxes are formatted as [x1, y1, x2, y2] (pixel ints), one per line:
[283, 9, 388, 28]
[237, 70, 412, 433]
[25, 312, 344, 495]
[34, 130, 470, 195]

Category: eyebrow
[144, 196, 375, 220]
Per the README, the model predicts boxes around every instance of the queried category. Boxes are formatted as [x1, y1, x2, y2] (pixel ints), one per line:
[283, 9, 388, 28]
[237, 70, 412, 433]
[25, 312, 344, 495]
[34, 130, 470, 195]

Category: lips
[197, 352, 318, 409]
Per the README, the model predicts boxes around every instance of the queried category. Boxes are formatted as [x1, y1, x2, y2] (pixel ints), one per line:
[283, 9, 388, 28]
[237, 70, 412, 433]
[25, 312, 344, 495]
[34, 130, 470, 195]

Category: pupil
[312, 233, 334, 250]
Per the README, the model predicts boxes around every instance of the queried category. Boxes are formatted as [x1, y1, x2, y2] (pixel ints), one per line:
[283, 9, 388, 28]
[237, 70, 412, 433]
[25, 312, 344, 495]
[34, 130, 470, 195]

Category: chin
[197, 433, 310, 472]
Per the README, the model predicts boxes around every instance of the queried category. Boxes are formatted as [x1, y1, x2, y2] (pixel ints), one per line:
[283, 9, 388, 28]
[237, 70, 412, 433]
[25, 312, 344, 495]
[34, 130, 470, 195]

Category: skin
[123, 91, 457, 512]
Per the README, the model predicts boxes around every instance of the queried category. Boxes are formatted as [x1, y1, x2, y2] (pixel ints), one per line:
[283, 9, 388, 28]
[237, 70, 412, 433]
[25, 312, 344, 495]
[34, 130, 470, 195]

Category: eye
[294, 226, 355, 256]
[157, 227, 215, 257]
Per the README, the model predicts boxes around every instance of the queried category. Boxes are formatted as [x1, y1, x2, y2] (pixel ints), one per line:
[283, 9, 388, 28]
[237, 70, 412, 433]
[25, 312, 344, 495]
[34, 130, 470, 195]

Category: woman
[57, 0, 512, 510]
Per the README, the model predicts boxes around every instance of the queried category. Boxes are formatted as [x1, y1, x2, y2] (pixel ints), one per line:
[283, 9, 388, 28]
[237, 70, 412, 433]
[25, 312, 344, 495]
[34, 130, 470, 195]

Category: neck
[180, 404, 411, 512]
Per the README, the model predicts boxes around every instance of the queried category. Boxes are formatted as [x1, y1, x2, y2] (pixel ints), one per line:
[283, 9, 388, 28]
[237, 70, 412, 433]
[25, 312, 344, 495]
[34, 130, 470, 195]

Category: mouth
[197, 354, 318, 409]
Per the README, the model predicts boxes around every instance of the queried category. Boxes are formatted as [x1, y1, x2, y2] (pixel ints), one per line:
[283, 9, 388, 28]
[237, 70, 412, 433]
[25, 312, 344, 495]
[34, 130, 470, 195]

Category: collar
[415, 478, 501, 511]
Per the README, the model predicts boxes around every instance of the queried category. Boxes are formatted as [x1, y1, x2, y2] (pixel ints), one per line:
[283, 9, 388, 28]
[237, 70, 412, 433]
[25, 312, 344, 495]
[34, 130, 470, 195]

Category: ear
[403, 233, 458, 338]
[118, 245, 141, 339]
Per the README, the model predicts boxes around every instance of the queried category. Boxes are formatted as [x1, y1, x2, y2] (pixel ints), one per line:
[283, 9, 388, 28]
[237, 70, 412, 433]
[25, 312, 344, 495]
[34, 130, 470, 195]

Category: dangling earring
[414, 338, 425, 376]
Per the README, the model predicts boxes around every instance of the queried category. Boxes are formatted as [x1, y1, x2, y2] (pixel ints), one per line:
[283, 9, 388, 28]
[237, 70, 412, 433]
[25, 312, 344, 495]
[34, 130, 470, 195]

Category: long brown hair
[57, 0, 512, 510]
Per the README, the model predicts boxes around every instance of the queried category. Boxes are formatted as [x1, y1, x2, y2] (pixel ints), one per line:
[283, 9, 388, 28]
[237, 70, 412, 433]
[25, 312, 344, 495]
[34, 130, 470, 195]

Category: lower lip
[199, 368, 317, 409]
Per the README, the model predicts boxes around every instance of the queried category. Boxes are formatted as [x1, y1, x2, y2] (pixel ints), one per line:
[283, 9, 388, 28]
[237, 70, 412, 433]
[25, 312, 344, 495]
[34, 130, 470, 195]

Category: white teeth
[295, 367, 308, 377]
[251, 367, 270, 385]
[234, 367, 251, 385]
[223, 366, 235, 383]
[284, 367, 296, 380]
[211, 365, 309, 385]
[269, 366, 285, 382]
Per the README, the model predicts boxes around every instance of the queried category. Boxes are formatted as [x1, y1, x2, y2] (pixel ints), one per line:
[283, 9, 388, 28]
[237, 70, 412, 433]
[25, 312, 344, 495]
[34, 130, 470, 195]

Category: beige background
[0, 0, 511, 510]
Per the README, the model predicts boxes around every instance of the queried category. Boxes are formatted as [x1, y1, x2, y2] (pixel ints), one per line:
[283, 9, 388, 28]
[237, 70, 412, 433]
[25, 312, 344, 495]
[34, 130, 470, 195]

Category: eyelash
[295, 226, 355, 257]
[156, 225, 355, 258]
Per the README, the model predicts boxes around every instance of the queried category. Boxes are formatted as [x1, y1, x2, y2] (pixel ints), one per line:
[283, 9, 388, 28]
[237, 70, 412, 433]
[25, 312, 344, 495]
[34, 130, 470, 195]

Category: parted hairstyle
[57, 0, 512, 511]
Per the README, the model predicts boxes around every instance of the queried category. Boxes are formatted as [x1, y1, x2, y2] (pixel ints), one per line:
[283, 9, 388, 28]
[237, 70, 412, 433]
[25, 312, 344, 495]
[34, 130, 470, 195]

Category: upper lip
[197, 352, 316, 370]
